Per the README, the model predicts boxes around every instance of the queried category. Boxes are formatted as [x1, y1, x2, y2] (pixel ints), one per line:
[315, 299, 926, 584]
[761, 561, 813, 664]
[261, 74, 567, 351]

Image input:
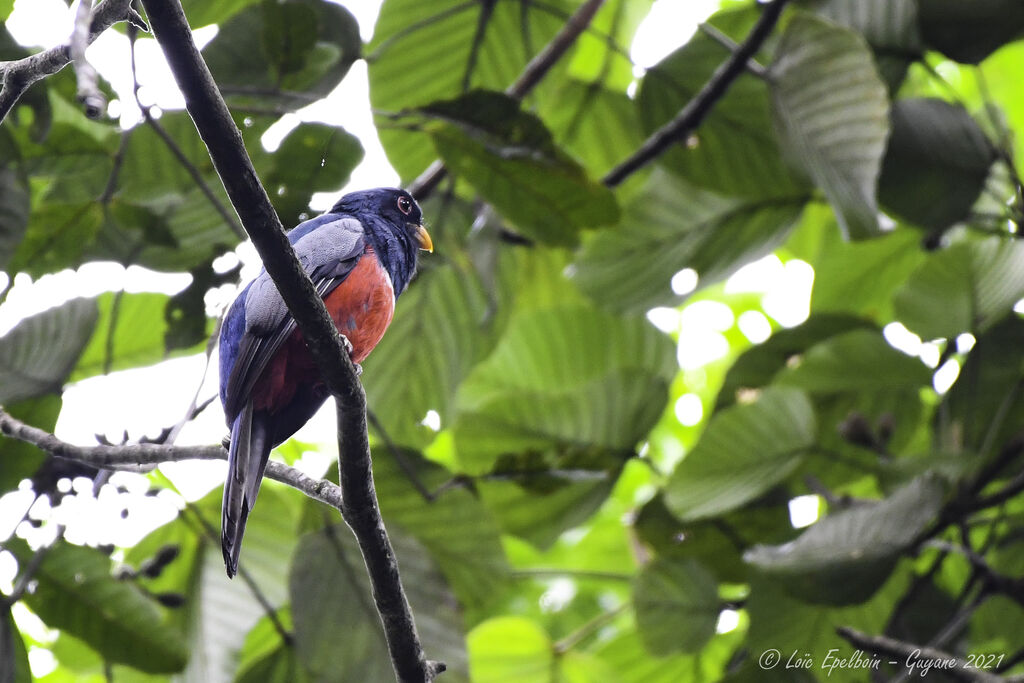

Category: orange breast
[252, 248, 395, 413]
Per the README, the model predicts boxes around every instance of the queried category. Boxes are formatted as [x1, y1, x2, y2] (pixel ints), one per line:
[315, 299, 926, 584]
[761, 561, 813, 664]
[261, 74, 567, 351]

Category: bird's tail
[221, 401, 272, 578]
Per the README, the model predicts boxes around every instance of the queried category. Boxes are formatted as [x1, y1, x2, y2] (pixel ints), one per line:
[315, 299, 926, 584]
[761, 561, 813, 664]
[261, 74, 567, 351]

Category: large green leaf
[368, 0, 570, 180]
[0, 394, 61, 493]
[574, 169, 806, 314]
[893, 236, 1024, 339]
[289, 526, 468, 682]
[467, 617, 552, 683]
[203, 0, 361, 111]
[633, 558, 719, 655]
[424, 91, 619, 246]
[6, 539, 188, 673]
[775, 329, 931, 393]
[918, 0, 1024, 64]
[180, 0, 261, 27]
[0, 298, 98, 404]
[744, 475, 945, 604]
[453, 305, 676, 473]
[769, 13, 889, 240]
[665, 387, 816, 521]
[594, 624, 741, 683]
[637, 7, 805, 198]
[878, 99, 996, 230]
[715, 314, 875, 408]
[362, 263, 493, 449]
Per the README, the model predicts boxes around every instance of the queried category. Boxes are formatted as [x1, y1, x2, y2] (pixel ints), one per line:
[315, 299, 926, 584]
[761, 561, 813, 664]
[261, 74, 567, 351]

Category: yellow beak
[416, 224, 433, 253]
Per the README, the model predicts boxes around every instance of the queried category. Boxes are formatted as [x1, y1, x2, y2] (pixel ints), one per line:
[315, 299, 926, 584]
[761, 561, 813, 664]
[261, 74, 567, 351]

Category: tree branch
[136, 2, 438, 679]
[0, 0, 143, 123]
[602, 0, 790, 187]
[836, 626, 1007, 683]
[70, 0, 106, 119]
[407, 0, 607, 201]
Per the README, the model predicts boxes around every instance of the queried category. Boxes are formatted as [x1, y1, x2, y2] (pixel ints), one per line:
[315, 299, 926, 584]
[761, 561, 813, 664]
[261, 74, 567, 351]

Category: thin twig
[2, 525, 65, 608]
[697, 22, 768, 78]
[408, 0, 607, 200]
[553, 603, 628, 654]
[602, 0, 790, 187]
[70, 0, 105, 118]
[836, 626, 1005, 683]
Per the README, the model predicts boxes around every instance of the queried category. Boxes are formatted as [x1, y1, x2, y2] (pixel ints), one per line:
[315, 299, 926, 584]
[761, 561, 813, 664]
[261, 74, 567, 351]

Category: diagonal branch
[407, 0, 607, 201]
[0, 0, 145, 122]
[137, 1, 439, 680]
[602, 0, 790, 187]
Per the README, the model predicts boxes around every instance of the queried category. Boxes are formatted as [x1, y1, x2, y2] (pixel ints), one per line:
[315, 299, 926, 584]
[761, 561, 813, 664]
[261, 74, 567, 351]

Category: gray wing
[223, 217, 365, 419]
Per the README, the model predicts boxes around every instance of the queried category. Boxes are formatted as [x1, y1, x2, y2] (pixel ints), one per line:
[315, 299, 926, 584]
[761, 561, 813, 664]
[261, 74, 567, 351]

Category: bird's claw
[340, 334, 354, 355]
[354, 363, 363, 377]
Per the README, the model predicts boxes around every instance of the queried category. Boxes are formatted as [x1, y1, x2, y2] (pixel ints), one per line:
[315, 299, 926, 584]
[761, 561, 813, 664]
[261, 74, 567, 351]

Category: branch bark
[0, 0, 144, 122]
[602, 0, 790, 186]
[407, 0, 607, 201]
[115, 2, 439, 677]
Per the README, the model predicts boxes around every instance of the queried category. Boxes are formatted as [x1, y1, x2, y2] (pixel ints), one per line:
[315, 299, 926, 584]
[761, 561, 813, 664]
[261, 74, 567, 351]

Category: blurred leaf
[563, 0, 650, 92]
[637, 7, 805, 198]
[0, 609, 30, 683]
[878, 99, 995, 230]
[574, 169, 806, 314]
[0, 137, 30, 269]
[595, 624, 742, 683]
[0, 394, 61, 493]
[368, 0, 569, 180]
[894, 236, 1024, 339]
[362, 263, 493, 449]
[665, 387, 816, 521]
[775, 329, 931, 392]
[0, 298, 98, 403]
[809, 0, 922, 89]
[918, 0, 1024, 64]
[454, 306, 675, 473]
[809, 227, 925, 319]
[744, 475, 945, 604]
[716, 314, 874, 408]
[633, 558, 719, 655]
[424, 91, 619, 245]
[6, 539, 188, 673]
[467, 617, 551, 683]
[289, 525, 468, 682]
[180, 0, 261, 27]
[770, 13, 889, 240]
[204, 0, 361, 111]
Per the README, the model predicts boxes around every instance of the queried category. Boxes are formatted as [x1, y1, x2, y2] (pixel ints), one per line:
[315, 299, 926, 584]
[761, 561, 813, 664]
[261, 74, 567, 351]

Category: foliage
[2, 0, 1024, 681]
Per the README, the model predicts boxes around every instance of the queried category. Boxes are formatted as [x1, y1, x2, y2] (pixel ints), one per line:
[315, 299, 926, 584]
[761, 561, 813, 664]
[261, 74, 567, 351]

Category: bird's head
[332, 187, 432, 253]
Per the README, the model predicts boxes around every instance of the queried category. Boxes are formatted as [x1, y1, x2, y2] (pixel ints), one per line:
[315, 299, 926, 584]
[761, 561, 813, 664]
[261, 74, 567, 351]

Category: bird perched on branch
[217, 188, 432, 577]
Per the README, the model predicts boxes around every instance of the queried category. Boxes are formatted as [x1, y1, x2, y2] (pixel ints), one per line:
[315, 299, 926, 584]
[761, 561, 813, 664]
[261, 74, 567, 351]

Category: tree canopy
[2, 0, 1024, 681]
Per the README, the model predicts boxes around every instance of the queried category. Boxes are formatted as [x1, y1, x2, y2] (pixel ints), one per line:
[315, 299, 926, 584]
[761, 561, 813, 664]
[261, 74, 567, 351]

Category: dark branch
[0, 0, 140, 122]
[602, 0, 790, 187]
[137, 2, 438, 679]
[407, 0, 607, 201]
[836, 626, 1005, 683]
[70, 0, 106, 119]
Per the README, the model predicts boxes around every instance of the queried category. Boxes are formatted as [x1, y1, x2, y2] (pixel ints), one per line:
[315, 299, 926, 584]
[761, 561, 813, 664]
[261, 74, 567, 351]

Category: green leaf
[0, 298, 98, 404]
[809, 227, 926, 320]
[0, 145, 29, 269]
[453, 305, 676, 473]
[665, 387, 816, 521]
[637, 7, 805, 198]
[574, 169, 805, 314]
[770, 13, 889, 239]
[0, 394, 61, 493]
[595, 625, 741, 683]
[633, 558, 719, 655]
[181, 0, 261, 27]
[467, 617, 552, 683]
[289, 526, 468, 682]
[235, 642, 310, 683]
[716, 314, 875, 408]
[425, 91, 619, 245]
[744, 474, 945, 604]
[6, 539, 188, 673]
[775, 329, 931, 393]
[878, 99, 996, 230]
[918, 0, 1024, 64]
[1, 609, 31, 683]
[894, 236, 1024, 339]
[362, 263, 493, 449]
[368, 0, 569, 180]
[204, 0, 361, 111]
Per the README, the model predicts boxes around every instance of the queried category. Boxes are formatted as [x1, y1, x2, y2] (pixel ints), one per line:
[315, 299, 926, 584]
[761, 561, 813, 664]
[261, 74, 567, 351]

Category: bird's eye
[397, 196, 413, 215]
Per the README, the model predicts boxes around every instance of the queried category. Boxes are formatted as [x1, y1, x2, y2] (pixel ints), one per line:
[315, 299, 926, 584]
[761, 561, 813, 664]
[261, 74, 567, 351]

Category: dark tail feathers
[221, 401, 272, 578]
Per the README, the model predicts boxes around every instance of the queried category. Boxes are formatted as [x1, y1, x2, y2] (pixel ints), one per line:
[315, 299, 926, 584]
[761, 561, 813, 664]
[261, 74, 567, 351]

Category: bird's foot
[339, 334, 354, 355]
[354, 363, 363, 377]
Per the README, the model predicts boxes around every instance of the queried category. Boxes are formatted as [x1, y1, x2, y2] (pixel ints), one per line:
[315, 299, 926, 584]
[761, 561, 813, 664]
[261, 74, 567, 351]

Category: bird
[217, 187, 432, 578]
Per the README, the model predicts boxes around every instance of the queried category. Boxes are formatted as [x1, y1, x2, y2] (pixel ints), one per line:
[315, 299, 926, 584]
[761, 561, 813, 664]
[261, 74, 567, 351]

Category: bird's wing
[222, 216, 365, 421]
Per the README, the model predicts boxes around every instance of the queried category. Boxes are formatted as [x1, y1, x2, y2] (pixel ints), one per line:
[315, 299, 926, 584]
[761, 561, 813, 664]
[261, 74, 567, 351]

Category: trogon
[217, 188, 432, 577]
